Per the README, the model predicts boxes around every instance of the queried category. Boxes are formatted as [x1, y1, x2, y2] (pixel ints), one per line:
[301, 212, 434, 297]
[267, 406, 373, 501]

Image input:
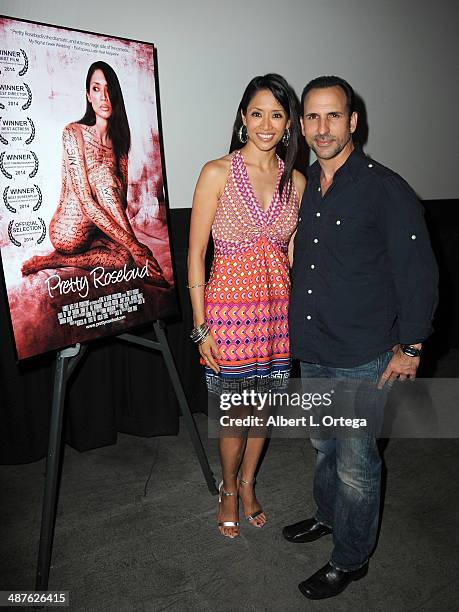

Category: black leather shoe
[298, 562, 368, 599]
[282, 517, 332, 543]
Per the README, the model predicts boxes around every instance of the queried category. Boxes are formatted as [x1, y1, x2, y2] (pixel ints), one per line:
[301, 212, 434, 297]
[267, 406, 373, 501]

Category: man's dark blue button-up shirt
[289, 149, 439, 367]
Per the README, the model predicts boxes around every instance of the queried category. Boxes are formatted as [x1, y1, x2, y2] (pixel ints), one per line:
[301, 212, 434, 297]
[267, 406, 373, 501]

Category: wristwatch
[400, 344, 422, 358]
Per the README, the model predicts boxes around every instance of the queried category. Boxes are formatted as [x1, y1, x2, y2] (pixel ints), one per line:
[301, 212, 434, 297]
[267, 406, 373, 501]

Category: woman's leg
[238, 436, 267, 526]
[218, 433, 268, 533]
[218, 398, 268, 532]
[22, 241, 130, 275]
[218, 436, 246, 537]
[91, 177, 165, 281]
[22, 186, 167, 286]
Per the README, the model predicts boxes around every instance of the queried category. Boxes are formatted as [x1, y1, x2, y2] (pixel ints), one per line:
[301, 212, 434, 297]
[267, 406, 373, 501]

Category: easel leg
[154, 321, 218, 495]
[35, 345, 81, 591]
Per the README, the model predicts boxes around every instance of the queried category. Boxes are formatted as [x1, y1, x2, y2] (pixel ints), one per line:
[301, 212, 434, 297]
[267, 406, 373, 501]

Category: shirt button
[310, 264, 315, 269]
[313, 238, 319, 244]
[336, 220, 341, 225]
[411, 234, 417, 240]
[307, 289, 312, 294]
[306, 315, 312, 320]
[368, 163, 373, 168]
[316, 212, 321, 217]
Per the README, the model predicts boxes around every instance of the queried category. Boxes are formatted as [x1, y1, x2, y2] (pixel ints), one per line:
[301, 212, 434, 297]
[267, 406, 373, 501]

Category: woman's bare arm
[188, 159, 227, 325]
[188, 158, 228, 372]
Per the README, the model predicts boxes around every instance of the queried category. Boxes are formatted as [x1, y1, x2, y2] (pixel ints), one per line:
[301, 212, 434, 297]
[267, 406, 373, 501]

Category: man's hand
[378, 344, 420, 389]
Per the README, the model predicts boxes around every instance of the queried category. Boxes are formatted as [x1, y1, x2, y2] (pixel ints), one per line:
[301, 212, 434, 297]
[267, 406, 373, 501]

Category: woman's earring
[282, 127, 290, 147]
[238, 125, 248, 144]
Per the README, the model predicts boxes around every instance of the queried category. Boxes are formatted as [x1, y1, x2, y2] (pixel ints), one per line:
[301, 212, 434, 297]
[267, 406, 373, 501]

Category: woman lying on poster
[22, 61, 168, 287]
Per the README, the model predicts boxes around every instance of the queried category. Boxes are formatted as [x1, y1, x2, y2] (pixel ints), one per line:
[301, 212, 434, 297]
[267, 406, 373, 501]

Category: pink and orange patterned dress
[203, 149, 298, 394]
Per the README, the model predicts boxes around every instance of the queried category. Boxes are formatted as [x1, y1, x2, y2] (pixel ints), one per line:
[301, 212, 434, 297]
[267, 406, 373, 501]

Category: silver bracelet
[187, 281, 208, 289]
[190, 322, 210, 344]
[192, 329, 210, 345]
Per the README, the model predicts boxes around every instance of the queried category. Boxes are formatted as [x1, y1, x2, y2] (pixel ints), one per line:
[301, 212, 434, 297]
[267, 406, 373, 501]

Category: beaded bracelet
[187, 281, 208, 289]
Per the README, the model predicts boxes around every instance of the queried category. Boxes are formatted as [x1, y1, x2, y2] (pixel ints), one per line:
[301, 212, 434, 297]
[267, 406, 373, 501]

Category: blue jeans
[300, 350, 393, 571]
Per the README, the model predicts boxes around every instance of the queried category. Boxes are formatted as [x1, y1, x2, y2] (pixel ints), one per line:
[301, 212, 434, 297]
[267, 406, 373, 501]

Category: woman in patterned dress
[188, 74, 306, 538]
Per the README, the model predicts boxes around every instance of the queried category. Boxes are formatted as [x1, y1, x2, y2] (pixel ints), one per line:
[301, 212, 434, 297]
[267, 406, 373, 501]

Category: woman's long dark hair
[230, 73, 300, 196]
[78, 61, 131, 177]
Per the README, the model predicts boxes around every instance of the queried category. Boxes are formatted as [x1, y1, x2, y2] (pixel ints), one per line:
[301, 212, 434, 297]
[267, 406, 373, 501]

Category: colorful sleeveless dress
[203, 149, 298, 394]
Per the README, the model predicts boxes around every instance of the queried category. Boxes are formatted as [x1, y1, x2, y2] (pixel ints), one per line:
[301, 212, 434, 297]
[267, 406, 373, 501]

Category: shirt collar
[308, 147, 368, 182]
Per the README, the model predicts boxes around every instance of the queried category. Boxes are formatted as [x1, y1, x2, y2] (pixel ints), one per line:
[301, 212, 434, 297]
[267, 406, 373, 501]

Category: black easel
[35, 320, 217, 593]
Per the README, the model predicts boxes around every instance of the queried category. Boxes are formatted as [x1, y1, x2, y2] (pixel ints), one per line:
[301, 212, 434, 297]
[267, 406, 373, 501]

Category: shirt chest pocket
[324, 214, 374, 248]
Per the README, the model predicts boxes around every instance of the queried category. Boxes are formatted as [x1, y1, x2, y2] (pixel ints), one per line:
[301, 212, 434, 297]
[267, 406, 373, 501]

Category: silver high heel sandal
[239, 477, 265, 527]
[218, 480, 240, 538]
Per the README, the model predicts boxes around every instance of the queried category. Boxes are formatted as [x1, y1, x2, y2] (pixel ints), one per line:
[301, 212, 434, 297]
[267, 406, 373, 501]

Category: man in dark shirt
[283, 76, 438, 600]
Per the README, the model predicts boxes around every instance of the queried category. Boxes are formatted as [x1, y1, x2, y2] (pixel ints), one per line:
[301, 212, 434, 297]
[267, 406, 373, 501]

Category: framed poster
[0, 16, 178, 360]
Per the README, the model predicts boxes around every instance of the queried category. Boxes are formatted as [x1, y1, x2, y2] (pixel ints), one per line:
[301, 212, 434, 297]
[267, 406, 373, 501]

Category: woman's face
[242, 89, 290, 151]
[86, 68, 112, 120]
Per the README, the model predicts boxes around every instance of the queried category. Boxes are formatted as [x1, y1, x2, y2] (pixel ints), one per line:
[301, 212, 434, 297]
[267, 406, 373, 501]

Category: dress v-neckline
[237, 150, 282, 216]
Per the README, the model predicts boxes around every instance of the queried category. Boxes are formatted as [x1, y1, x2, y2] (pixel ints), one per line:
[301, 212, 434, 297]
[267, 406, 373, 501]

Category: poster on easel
[0, 16, 178, 360]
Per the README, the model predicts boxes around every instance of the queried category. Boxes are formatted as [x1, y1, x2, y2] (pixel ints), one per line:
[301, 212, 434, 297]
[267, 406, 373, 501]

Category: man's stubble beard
[309, 130, 353, 161]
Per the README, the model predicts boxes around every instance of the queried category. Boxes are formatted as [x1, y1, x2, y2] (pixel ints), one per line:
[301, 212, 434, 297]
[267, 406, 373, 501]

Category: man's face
[301, 86, 357, 160]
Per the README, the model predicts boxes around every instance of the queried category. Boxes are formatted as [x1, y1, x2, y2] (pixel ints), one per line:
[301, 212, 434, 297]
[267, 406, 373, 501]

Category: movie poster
[0, 17, 178, 360]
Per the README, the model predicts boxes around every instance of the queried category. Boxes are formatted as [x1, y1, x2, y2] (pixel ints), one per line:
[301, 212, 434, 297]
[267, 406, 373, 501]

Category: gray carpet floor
[1, 357, 459, 611]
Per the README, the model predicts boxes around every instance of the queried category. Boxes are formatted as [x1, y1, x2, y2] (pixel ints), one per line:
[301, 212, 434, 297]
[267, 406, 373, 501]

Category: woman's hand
[199, 334, 221, 373]
[130, 242, 168, 286]
[130, 242, 160, 271]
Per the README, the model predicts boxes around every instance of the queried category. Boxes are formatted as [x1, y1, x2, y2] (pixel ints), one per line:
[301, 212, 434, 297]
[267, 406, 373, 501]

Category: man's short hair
[301, 76, 355, 116]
